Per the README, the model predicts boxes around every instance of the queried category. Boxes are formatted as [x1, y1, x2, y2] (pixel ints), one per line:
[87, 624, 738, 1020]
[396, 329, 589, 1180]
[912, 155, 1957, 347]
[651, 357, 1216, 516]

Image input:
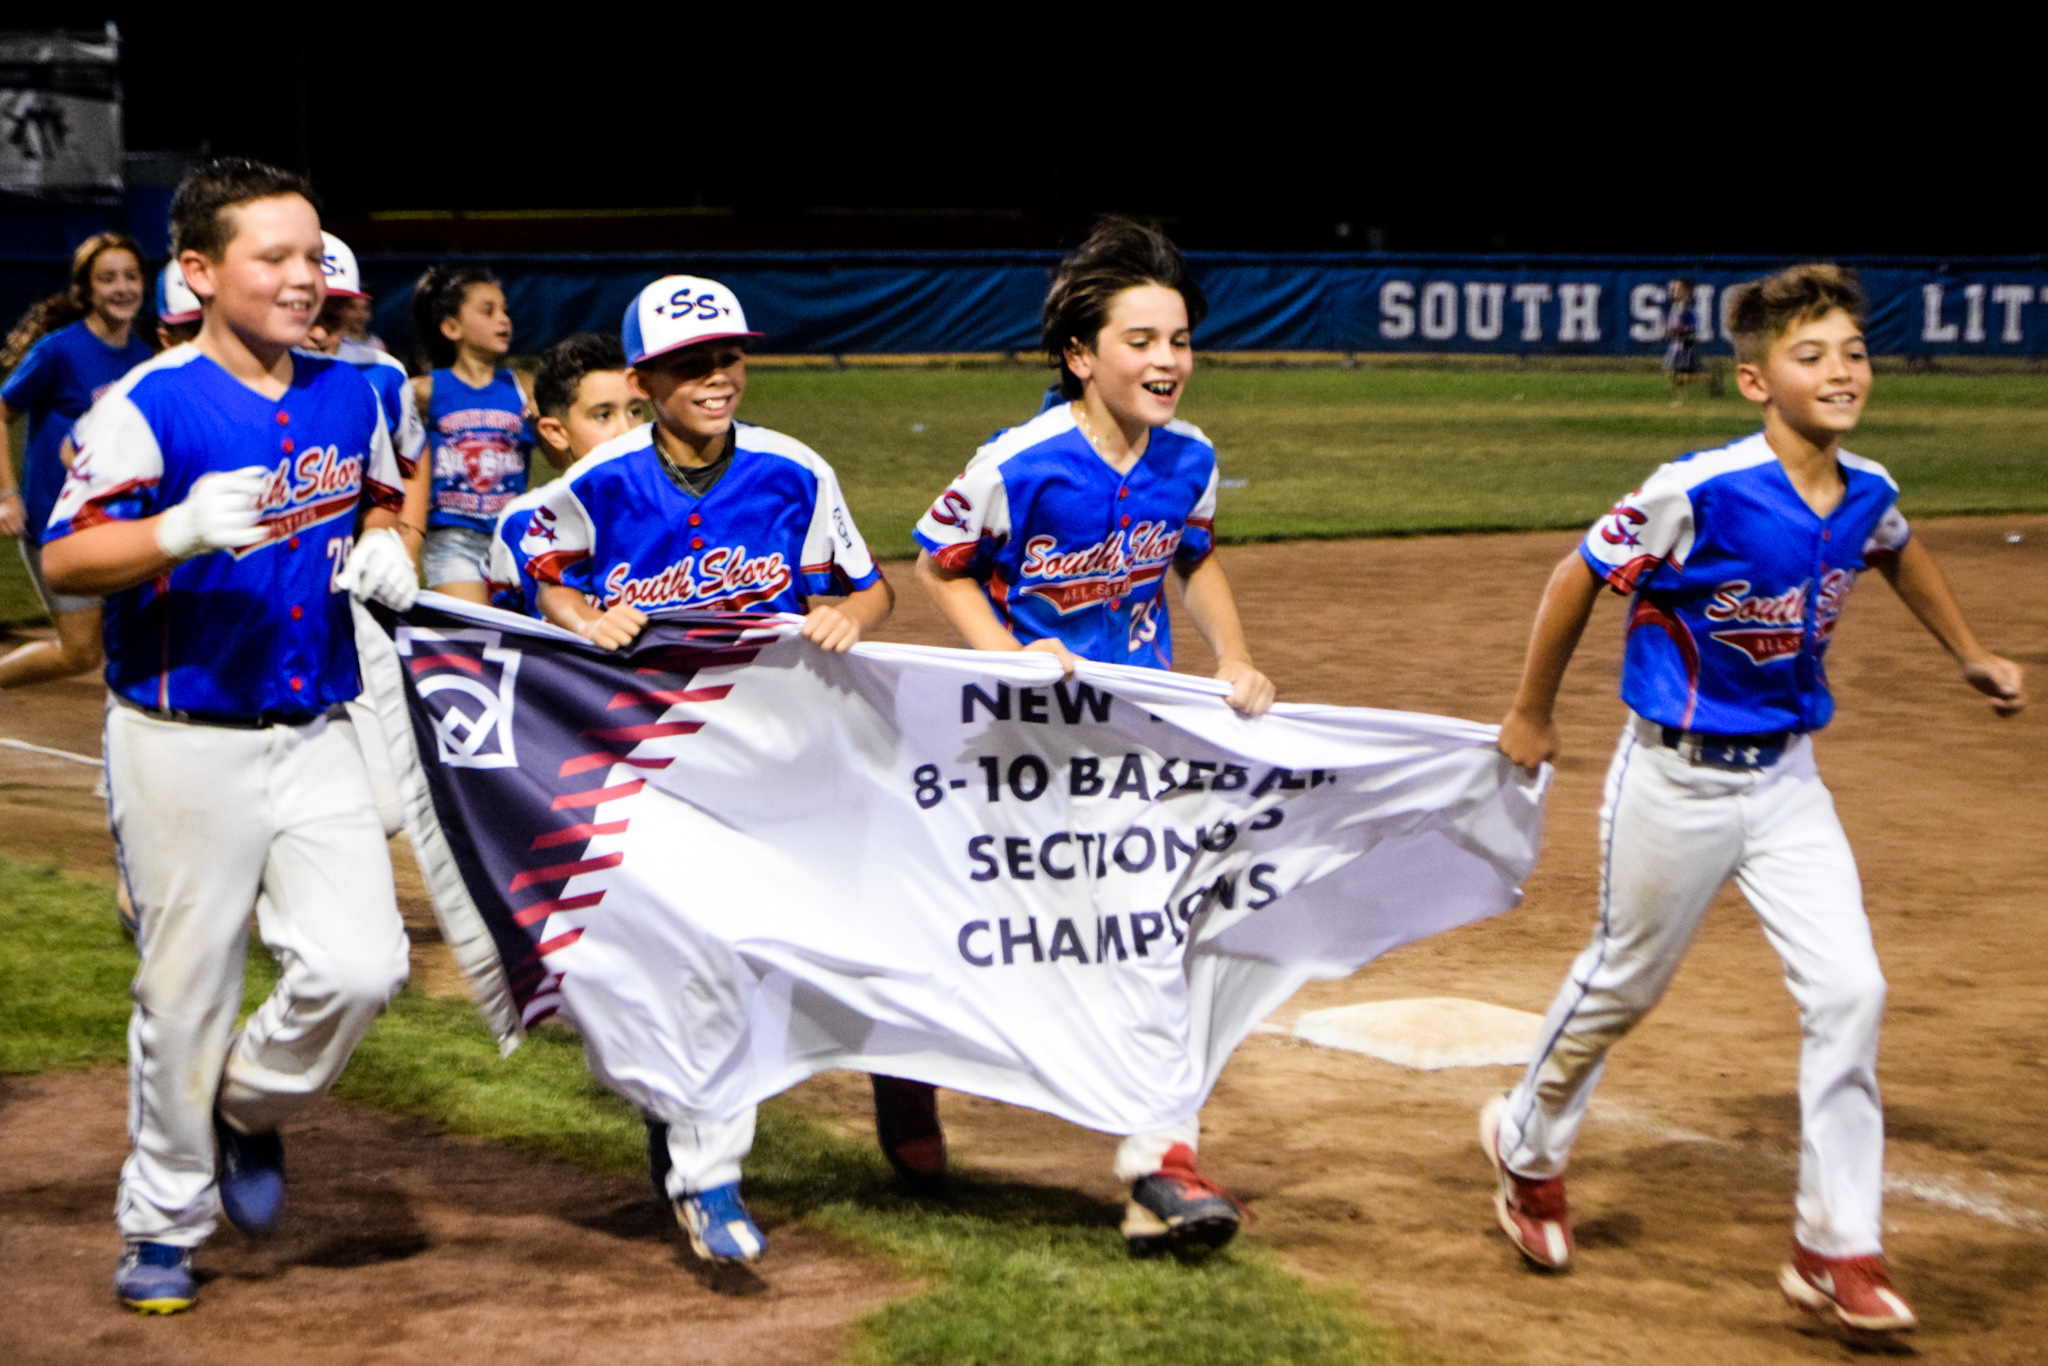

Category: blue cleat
[214, 1110, 286, 1236]
[115, 1240, 195, 1314]
[675, 1182, 767, 1264]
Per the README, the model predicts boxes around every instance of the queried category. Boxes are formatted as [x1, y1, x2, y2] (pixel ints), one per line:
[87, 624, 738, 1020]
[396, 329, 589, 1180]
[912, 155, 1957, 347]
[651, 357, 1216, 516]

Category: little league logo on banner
[362, 597, 1547, 1135]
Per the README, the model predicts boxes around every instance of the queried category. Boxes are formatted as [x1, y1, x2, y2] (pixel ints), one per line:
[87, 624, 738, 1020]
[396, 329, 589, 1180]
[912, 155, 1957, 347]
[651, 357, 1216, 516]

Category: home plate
[1292, 998, 1543, 1070]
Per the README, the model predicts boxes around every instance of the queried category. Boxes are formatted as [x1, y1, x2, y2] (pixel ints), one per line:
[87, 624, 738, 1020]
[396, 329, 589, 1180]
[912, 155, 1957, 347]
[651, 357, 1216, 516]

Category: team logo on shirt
[1597, 501, 1647, 548]
[1702, 570, 1856, 664]
[600, 546, 794, 612]
[435, 408, 527, 517]
[1018, 522, 1181, 614]
[230, 446, 364, 558]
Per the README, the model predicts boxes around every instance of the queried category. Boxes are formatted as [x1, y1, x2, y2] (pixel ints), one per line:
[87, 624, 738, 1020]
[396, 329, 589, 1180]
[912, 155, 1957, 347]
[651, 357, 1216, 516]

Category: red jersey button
[1822, 529, 1832, 542]
[1110, 598, 1122, 609]
[282, 438, 294, 453]
[1119, 515, 1131, 528]
[290, 605, 303, 621]
[289, 676, 304, 692]
[276, 412, 290, 425]
[288, 536, 300, 550]
[688, 513, 702, 526]
[1118, 488, 1129, 499]
[691, 537, 705, 550]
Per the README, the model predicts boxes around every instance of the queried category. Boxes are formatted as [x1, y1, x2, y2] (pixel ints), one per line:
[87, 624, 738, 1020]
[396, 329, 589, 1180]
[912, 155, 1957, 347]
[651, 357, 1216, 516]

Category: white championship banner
[360, 596, 1548, 1135]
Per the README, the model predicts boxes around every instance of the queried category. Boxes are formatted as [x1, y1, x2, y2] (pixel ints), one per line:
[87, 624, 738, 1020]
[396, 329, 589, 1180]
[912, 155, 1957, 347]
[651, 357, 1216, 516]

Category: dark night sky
[20, 12, 2042, 258]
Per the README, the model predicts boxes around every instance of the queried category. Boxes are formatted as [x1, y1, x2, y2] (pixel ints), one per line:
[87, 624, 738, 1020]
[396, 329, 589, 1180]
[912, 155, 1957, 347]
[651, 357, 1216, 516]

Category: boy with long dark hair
[906, 217, 1273, 1259]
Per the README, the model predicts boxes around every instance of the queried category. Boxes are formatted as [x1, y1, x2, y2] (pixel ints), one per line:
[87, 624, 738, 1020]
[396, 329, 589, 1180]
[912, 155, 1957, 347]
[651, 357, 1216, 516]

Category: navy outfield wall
[5, 250, 2048, 359]
[350, 253, 2048, 361]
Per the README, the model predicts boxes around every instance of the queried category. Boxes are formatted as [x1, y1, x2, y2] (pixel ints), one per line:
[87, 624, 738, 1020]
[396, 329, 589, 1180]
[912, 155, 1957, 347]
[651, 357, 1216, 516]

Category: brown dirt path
[0, 1068, 905, 1366]
[839, 515, 2048, 1364]
[3, 516, 2044, 1363]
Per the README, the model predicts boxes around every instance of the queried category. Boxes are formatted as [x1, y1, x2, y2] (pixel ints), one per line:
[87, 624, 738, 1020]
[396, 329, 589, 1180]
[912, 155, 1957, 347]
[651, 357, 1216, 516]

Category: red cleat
[1479, 1094, 1573, 1270]
[1123, 1142, 1242, 1260]
[1780, 1243, 1917, 1334]
[871, 1075, 947, 1192]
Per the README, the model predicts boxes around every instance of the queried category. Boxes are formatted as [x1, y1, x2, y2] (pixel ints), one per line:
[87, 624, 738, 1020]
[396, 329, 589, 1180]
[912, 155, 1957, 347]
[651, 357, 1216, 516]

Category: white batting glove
[155, 466, 270, 561]
[336, 527, 420, 612]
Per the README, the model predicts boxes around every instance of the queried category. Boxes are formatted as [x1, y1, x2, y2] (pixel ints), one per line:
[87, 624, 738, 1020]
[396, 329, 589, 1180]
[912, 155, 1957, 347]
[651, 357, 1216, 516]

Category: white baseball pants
[1495, 717, 1888, 1258]
[656, 1107, 758, 1196]
[1114, 1118, 1203, 1183]
[107, 703, 410, 1246]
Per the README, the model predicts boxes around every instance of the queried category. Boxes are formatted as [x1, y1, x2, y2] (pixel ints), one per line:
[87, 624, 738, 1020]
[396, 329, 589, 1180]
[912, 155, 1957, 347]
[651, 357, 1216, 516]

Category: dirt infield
[2, 516, 2044, 1364]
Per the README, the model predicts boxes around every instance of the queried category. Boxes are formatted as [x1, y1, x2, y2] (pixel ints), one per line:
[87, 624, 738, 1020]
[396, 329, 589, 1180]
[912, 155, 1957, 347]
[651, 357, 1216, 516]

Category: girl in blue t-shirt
[0, 231, 152, 689]
[407, 265, 534, 603]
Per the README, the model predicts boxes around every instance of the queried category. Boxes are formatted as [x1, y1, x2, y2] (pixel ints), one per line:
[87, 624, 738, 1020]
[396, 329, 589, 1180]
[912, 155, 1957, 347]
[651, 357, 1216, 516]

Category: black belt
[1652, 722, 1795, 769]
[115, 693, 329, 731]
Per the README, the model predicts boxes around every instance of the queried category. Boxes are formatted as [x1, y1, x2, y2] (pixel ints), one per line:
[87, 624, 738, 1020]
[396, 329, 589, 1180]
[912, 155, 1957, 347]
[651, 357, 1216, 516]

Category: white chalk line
[1267, 1021, 2048, 1237]
[0, 735, 103, 767]
[1596, 1097, 2048, 1235]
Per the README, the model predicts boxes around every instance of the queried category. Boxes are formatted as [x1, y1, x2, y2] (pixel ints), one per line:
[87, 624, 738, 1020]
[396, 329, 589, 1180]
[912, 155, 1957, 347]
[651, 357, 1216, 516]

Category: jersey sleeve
[520, 478, 597, 592]
[1176, 465, 1219, 568]
[912, 451, 1011, 577]
[43, 393, 163, 540]
[799, 464, 880, 597]
[0, 335, 57, 414]
[362, 403, 404, 512]
[1579, 463, 1696, 594]
[1863, 502, 1911, 558]
[487, 508, 524, 594]
[387, 366, 426, 476]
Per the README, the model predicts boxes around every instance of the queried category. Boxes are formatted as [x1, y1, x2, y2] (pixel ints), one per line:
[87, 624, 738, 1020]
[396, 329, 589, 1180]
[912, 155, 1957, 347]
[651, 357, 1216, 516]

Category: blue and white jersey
[46, 345, 403, 718]
[2, 320, 154, 545]
[337, 338, 424, 476]
[912, 404, 1218, 670]
[426, 367, 531, 533]
[521, 420, 879, 613]
[1580, 431, 1911, 735]
[487, 482, 553, 616]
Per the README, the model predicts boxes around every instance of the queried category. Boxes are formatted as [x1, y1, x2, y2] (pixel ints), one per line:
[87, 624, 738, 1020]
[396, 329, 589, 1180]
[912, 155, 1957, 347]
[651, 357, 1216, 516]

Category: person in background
[155, 261, 204, 350]
[485, 331, 639, 616]
[408, 265, 534, 603]
[337, 294, 385, 353]
[1664, 278, 1708, 405]
[0, 232, 154, 693]
[307, 233, 428, 539]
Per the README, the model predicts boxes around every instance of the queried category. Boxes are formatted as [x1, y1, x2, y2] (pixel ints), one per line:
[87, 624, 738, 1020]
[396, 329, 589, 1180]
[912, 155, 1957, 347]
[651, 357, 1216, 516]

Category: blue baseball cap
[623, 275, 761, 366]
[156, 261, 201, 326]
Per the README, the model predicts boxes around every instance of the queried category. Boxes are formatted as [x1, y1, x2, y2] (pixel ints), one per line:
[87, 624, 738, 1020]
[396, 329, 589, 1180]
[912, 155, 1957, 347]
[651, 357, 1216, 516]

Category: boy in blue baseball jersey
[306, 232, 428, 502]
[485, 332, 638, 616]
[520, 276, 890, 1264]
[408, 265, 534, 603]
[0, 232, 152, 692]
[42, 159, 422, 1315]
[1480, 265, 2024, 1334]
[909, 218, 1273, 1260]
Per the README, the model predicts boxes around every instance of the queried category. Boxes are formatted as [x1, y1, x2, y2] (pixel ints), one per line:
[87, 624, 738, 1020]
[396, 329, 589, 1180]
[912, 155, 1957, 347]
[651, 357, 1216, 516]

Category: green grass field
[743, 364, 2048, 558]
[0, 856, 1395, 1364]
[7, 365, 2047, 624]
